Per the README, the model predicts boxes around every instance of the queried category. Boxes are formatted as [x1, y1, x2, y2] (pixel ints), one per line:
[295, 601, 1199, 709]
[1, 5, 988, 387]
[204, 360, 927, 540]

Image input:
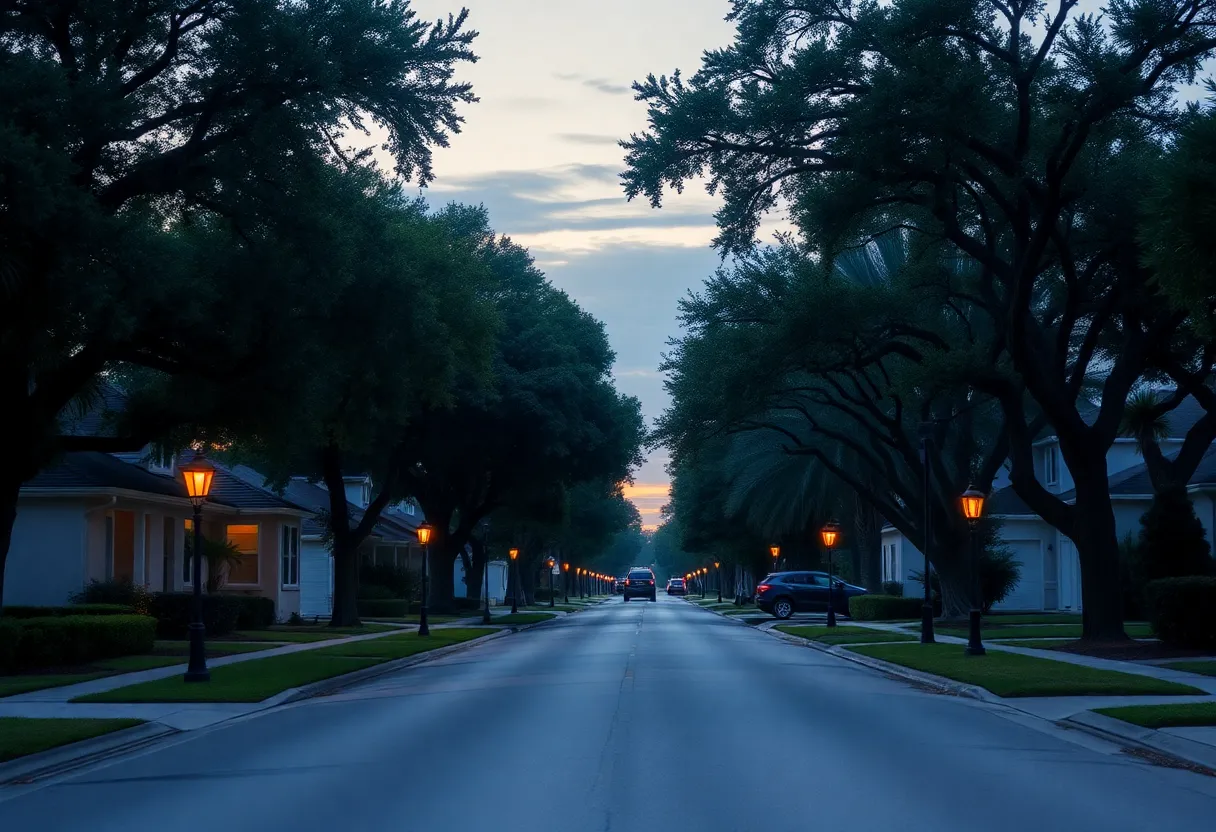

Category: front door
[111, 511, 135, 581]
[1043, 542, 1060, 611]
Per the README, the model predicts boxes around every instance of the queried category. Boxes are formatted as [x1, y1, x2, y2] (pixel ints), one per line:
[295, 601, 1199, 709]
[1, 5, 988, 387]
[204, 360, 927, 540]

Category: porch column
[133, 511, 148, 586]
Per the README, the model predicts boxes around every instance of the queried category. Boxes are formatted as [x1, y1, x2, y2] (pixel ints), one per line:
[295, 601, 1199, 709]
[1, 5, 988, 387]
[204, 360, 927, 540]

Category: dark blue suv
[754, 571, 868, 620]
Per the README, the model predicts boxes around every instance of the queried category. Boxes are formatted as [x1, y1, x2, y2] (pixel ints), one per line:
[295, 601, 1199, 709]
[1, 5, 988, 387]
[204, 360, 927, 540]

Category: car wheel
[772, 597, 794, 620]
[624, 596, 630, 602]
[651, 594, 656, 602]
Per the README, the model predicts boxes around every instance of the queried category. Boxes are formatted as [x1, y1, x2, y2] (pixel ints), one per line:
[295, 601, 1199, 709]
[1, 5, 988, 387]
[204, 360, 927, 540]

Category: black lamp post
[700, 568, 706, 598]
[180, 452, 215, 683]
[509, 548, 519, 613]
[547, 557, 556, 608]
[563, 563, 570, 603]
[417, 523, 433, 636]
[770, 545, 780, 572]
[715, 561, 722, 603]
[961, 487, 987, 656]
[821, 521, 840, 629]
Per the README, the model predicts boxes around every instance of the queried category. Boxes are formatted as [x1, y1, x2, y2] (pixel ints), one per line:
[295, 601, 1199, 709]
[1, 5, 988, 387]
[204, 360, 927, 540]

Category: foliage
[1138, 488, 1214, 582]
[980, 548, 1022, 614]
[69, 580, 153, 615]
[10, 615, 156, 669]
[148, 594, 240, 638]
[1145, 577, 1216, 649]
[360, 564, 419, 601]
[0, 619, 19, 671]
[1, 604, 133, 618]
[357, 600, 410, 618]
[230, 597, 277, 630]
[1120, 533, 1149, 621]
[848, 595, 922, 622]
[623, 0, 1216, 640]
[881, 582, 904, 598]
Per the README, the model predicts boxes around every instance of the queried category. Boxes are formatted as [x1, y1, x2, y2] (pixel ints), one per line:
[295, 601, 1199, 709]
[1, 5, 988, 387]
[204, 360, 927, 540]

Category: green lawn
[0, 717, 144, 763]
[988, 639, 1073, 650]
[776, 625, 916, 645]
[315, 628, 494, 659]
[362, 615, 468, 625]
[520, 605, 579, 613]
[76, 628, 497, 704]
[986, 614, 1083, 625]
[1096, 702, 1216, 729]
[0, 673, 108, 698]
[231, 624, 397, 643]
[725, 608, 764, 616]
[491, 613, 557, 626]
[1161, 660, 1216, 678]
[850, 643, 1206, 698]
[936, 623, 1154, 640]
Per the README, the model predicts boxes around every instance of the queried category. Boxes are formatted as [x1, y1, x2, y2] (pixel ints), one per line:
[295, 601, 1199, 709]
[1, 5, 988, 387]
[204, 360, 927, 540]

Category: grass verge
[0, 673, 108, 698]
[0, 717, 144, 763]
[936, 623, 1154, 640]
[315, 628, 494, 659]
[1161, 660, 1216, 678]
[231, 624, 397, 643]
[776, 625, 915, 645]
[491, 613, 557, 626]
[849, 643, 1205, 698]
[1095, 702, 1216, 729]
[724, 608, 763, 616]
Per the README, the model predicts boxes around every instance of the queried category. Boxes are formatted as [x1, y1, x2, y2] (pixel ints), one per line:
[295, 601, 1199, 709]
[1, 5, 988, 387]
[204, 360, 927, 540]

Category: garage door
[994, 540, 1044, 611]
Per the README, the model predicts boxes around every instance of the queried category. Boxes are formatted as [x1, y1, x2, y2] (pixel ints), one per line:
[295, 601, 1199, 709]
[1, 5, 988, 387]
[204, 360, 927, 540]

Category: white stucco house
[880, 397, 1216, 611]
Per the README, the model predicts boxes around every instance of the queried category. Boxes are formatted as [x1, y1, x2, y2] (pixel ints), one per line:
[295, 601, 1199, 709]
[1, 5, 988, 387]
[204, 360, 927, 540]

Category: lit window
[226, 524, 259, 584]
[281, 526, 299, 588]
[183, 518, 192, 584]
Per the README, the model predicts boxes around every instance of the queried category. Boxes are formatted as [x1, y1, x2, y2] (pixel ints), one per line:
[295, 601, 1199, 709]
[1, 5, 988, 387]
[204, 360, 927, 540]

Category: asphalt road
[3, 596, 1216, 831]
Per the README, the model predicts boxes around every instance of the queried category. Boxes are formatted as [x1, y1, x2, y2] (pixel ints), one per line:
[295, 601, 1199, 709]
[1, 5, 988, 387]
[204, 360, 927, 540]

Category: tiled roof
[57, 381, 128, 438]
[986, 483, 1036, 517]
[24, 452, 185, 498]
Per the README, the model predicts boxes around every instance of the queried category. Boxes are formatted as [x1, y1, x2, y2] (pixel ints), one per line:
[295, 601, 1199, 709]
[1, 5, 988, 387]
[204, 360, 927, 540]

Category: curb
[0, 721, 178, 786]
[276, 629, 512, 705]
[758, 625, 996, 701]
[1061, 710, 1216, 773]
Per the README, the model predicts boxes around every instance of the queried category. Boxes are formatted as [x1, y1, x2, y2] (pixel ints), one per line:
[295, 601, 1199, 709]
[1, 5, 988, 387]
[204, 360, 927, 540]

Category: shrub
[1, 604, 133, 618]
[70, 579, 153, 615]
[452, 597, 481, 611]
[12, 615, 156, 668]
[1120, 533, 1148, 620]
[849, 595, 923, 621]
[980, 548, 1021, 613]
[148, 593, 240, 638]
[288, 612, 304, 626]
[881, 581, 904, 597]
[1144, 577, 1216, 648]
[357, 599, 409, 618]
[0, 618, 20, 671]
[357, 583, 397, 601]
[228, 596, 276, 629]
[360, 563, 418, 599]
[1139, 488, 1214, 582]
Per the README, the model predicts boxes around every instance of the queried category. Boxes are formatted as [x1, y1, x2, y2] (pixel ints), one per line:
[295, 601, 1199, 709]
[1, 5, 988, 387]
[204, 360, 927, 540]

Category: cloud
[499, 96, 562, 111]
[624, 484, 671, 499]
[553, 72, 632, 96]
[558, 132, 623, 146]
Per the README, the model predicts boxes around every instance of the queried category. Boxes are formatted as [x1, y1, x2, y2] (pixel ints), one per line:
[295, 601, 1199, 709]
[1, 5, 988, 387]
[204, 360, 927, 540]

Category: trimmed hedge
[9, 615, 156, 669]
[849, 595, 923, 621]
[0, 618, 19, 672]
[230, 596, 276, 630]
[1145, 577, 1216, 648]
[148, 593, 240, 638]
[1, 604, 134, 619]
[357, 599, 409, 618]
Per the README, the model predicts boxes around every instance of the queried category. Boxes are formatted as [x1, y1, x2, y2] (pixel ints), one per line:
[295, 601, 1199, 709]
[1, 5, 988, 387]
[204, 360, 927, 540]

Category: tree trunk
[0, 475, 20, 611]
[1071, 464, 1128, 641]
[330, 541, 361, 627]
[430, 544, 456, 613]
[936, 564, 971, 622]
[467, 536, 487, 602]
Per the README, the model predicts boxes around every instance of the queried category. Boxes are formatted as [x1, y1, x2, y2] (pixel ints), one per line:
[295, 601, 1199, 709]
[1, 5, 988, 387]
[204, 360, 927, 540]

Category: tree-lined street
[2, 598, 1214, 831]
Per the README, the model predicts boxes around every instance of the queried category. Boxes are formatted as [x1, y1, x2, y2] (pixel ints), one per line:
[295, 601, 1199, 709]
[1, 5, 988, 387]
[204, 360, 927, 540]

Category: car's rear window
[628, 570, 652, 579]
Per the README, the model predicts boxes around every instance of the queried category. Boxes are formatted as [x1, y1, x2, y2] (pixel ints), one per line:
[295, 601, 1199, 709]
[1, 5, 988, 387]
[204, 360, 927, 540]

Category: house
[6, 449, 313, 618]
[880, 396, 1216, 611]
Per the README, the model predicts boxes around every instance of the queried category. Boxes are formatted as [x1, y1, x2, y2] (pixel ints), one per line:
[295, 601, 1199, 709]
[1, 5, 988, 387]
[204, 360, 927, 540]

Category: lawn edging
[0, 720, 174, 786]
[1062, 709, 1216, 773]
[685, 600, 756, 627]
[275, 628, 510, 705]
[759, 624, 996, 700]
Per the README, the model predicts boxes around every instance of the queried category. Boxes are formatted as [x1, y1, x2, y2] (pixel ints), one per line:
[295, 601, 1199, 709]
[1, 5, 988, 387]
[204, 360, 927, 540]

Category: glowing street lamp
[563, 562, 570, 603]
[509, 548, 520, 614]
[714, 561, 722, 602]
[416, 523, 434, 636]
[180, 452, 215, 683]
[546, 557, 556, 608]
[820, 521, 841, 628]
[770, 545, 781, 571]
[960, 487, 987, 656]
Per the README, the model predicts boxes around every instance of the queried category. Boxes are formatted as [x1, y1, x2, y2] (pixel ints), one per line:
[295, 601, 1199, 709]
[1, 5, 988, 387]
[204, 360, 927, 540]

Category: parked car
[623, 567, 657, 602]
[754, 571, 868, 619]
[614, 578, 625, 594]
[666, 577, 686, 596]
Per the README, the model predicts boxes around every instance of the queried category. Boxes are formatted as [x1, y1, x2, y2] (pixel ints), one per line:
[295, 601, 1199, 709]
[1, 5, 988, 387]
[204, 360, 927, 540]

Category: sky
[406, 0, 739, 530]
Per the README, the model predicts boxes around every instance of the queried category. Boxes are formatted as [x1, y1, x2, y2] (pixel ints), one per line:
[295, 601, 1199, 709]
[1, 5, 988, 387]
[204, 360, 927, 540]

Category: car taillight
[757, 584, 771, 593]
[648, 580, 654, 585]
